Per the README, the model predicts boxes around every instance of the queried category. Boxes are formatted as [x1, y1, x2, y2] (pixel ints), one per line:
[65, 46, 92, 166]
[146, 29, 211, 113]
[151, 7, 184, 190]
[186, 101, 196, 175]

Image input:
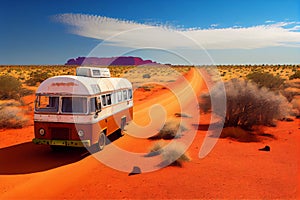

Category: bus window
[35, 96, 59, 113]
[118, 91, 122, 102]
[90, 97, 96, 113]
[101, 95, 107, 106]
[96, 96, 101, 110]
[62, 97, 87, 114]
[106, 94, 112, 105]
[128, 89, 132, 99]
[123, 90, 127, 100]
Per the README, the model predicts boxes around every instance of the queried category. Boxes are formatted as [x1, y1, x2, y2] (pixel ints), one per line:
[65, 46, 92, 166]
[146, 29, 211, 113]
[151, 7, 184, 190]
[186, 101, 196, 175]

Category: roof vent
[76, 67, 111, 78]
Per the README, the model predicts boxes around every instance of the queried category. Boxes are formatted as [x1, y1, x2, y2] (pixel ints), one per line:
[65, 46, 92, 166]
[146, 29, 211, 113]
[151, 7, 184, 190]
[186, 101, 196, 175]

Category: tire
[97, 132, 106, 151]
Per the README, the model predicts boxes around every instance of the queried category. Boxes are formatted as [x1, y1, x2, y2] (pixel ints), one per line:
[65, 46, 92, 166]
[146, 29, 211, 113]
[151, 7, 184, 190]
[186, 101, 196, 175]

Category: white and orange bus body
[33, 67, 133, 149]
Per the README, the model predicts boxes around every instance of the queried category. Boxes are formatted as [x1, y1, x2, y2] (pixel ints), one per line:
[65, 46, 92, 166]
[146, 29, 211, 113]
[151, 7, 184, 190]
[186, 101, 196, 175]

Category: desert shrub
[0, 75, 22, 100]
[282, 87, 300, 102]
[289, 70, 300, 80]
[142, 74, 151, 79]
[25, 70, 51, 86]
[160, 142, 190, 167]
[246, 71, 284, 91]
[282, 79, 300, 102]
[0, 100, 21, 107]
[0, 106, 29, 129]
[291, 98, 300, 117]
[149, 120, 188, 140]
[202, 79, 290, 130]
[144, 142, 164, 157]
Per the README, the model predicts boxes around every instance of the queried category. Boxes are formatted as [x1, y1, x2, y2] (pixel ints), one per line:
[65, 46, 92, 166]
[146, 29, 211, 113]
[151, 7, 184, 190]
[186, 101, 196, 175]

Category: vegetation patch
[149, 119, 188, 140]
[0, 102, 29, 129]
[246, 71, 284, 91]
[201, 79, 290, 131]
[146, 141, 190, 167]
[160, 142, 190, 167]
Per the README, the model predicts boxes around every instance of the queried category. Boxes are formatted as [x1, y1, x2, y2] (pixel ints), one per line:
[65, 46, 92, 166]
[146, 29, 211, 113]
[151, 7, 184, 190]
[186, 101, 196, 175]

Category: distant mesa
[65, 56, 159, 66]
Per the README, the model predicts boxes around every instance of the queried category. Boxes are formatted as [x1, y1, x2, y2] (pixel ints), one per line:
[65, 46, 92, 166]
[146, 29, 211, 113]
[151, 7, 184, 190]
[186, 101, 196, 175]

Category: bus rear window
[35, 96, 59, 113]
[62, 97, 87, 114]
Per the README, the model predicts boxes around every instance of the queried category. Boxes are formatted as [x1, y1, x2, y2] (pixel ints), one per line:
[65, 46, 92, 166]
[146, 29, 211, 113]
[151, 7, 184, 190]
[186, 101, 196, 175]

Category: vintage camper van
[32, 67, 133, 150]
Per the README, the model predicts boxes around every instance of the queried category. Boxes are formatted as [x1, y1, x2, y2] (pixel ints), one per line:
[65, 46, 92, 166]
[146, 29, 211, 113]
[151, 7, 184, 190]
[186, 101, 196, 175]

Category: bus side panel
[91, 106, 133, 144]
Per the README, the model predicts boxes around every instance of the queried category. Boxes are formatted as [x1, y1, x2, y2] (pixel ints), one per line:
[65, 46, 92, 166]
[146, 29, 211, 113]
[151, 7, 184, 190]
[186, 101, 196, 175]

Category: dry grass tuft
[160, 142, 190, 167]
[0, 103, 29, 129]
[146, 141, 190, 167]
[149, 119, 188, 140]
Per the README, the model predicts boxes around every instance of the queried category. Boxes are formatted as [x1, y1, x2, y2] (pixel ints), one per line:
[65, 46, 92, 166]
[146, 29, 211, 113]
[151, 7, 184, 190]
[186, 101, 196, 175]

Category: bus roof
[36, 75, 132, 96]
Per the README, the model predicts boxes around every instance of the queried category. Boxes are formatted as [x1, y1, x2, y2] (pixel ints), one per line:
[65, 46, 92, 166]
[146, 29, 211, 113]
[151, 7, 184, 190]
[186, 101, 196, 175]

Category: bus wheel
[97, 132, 106, 151]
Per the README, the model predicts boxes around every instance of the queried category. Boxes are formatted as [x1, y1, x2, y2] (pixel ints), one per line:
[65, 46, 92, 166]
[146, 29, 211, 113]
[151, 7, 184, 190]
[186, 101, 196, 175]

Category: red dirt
[0, 68, 299, 199]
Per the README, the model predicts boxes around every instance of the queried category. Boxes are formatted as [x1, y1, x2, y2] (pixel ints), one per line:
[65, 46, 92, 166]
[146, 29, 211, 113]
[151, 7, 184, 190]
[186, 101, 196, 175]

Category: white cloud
[265, 20, 275, 23]
[54, 13, 300, 50]
[210, 23, 219, 27]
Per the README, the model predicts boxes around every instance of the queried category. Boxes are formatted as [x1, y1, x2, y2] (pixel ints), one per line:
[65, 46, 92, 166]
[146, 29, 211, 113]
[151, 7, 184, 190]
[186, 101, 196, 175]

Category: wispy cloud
[54, 13, 300, 50]
[265, 20, 275, 23]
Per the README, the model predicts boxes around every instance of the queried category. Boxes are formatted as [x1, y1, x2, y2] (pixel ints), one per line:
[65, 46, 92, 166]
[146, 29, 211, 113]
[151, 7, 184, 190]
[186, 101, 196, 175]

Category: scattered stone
[259, 145, 270, 151]
[128, 166, 141, 176]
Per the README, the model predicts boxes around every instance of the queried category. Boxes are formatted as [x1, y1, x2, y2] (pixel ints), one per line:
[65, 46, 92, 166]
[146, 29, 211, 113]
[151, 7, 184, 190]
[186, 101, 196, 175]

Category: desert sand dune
[0, 68, 299, 199]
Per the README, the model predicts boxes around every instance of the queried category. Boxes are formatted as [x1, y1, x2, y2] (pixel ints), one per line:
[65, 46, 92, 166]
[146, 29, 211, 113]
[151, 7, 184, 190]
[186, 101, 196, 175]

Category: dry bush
[282, 79, 300, 102]
[291, 97, 300, 116]
[289, 70, 300, 80]
[0, 106, 29, 129]
[144, 141, 164, 157]
[0, 75, 22, 100]
[160, 142, 190, 167]
[202, 79, 290, 130]
[149, 119, 188, 140]
[246, 71, 284, 91]
[146, 141, 190, 167]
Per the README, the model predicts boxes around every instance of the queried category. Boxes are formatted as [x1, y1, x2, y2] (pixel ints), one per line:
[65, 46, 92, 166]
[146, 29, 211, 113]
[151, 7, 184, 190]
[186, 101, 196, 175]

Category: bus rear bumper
[32, 138, 91, 147]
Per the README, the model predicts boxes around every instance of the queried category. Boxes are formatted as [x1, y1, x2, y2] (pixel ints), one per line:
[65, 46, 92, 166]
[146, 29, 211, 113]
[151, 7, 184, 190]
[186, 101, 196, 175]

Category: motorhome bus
[32, 67, 133, 150]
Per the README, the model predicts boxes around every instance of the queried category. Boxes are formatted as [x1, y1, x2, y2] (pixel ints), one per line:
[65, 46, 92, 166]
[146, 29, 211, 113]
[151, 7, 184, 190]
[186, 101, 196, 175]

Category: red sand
[0, 68, 299, 199]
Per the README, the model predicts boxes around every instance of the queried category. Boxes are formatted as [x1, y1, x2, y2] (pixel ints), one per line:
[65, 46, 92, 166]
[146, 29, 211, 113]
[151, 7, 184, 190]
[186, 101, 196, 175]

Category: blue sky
[0, 0, 299, 65]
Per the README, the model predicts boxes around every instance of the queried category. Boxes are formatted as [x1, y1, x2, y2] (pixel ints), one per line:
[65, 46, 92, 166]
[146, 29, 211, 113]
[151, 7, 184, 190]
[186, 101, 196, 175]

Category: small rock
[128, 166, 141, 176]
[259, 145, 270, 151]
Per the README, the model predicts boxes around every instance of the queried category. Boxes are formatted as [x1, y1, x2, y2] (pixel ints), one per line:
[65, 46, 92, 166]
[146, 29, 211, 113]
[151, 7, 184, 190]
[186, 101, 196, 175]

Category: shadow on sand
[0, 131, 123, 175]
[0, 142, 89, 175]
[192, 122, 224, 131]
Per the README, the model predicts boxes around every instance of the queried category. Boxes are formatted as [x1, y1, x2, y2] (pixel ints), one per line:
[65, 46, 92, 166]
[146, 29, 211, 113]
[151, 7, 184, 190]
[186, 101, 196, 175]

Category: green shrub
[0, 75, 22, 100]
[246, 71, 284, 91]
